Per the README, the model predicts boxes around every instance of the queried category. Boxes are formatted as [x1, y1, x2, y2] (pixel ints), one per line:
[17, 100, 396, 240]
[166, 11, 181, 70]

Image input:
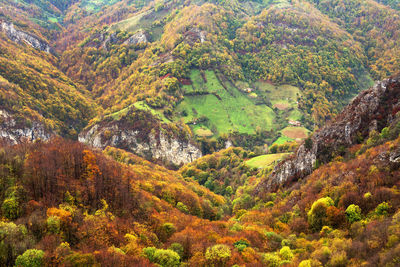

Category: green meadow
[176, 70, 276, 136]
[246, 153, 291, 169]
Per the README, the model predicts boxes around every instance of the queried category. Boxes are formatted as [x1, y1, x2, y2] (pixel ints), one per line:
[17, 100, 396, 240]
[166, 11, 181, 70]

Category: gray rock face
[0, 110, 51, 144]
[184, 27, 206, 45]
[124, 30, 148, 45]
[79, 122, 202, 166]
[255, 75, 400, 193]
[0, 21, 51, 53]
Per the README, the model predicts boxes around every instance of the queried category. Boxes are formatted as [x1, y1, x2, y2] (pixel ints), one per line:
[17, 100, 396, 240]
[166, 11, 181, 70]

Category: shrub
[169, 243, 184, 258]
[64, 252, 97, 266]
[299, 259, 322, 267]
[2, 197, 21, 220]
[262, 253, 280, 267]
[15, 249, 44, 267]
[345, 204, 362, 223]
[375, 202, 391, 216]
[328, 251, 347, 267]
[311, 246, 331, 265]
[234, 239, 250, 252]
[176, 202, 189, 214]
[142, 247, 157, 262]
[153, 249, 180, 267]
[308, 197, 334, 231]
[47, 216, 61, 234]
[279, 246, 293, 261]
[205, 244, 231, 266]
[159, 223, 176, 241]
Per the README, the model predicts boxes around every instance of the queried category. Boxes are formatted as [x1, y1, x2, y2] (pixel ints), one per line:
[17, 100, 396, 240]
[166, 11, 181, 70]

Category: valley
[0, 0, 400, 266]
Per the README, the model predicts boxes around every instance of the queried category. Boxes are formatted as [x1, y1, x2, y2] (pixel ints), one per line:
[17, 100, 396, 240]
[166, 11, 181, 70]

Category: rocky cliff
[255, 74, 400, 193]
[123, 30, 148, 45]
[78, 109, 202, 166]
[0, 21, 51, 53]
[0, 110, 51, 144]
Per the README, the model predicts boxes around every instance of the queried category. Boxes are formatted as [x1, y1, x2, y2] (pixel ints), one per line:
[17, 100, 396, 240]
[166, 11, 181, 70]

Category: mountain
[1, 0, 400, 266]
[1, 75, 400, 266]
[2, 0, 400, 155]
[255, 74, 400, 192]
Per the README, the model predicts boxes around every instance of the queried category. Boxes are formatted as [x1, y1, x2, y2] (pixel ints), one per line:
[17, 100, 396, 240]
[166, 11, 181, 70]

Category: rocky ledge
[78, 110, 202, 166]
[0, 21, 51, 53]
[0, 110, 51, 144]
[255, 74, 400, 193]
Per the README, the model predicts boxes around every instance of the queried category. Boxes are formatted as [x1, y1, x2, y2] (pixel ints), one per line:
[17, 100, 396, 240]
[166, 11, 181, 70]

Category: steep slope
[307, 0, 400, 79]
[0, 138, 265, 266]
[56, 0, 400, 158]
[255, 73, 400, 193]
[0, 31, 96, 141]
[79, 108, 202, 166]
[2, 81, 400, 266]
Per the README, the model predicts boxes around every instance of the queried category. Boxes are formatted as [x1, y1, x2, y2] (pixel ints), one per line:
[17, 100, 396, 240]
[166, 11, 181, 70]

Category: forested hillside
[2, 0, 400, 146]
[1, 0, 400, 266]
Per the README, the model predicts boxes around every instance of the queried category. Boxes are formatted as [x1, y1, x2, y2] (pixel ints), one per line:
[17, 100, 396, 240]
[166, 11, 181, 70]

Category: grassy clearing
[134, 101, 171, 123]
[287, 109, 303, 121]
[254, 81, 304, 123]
[109, 7, 169, 40]
[257, 83, 300, 108]
[273, 136, 294, 145]
[109, 106, 131, 120]
[110, 10, 150, 32]
[281, 126, 309, 139]
[48, 17, 58, 23]
[246, 153, 291, 169]
[107, 101, 170, 123]
[80, 0, 119, 13]
[176, 70, 276, 136]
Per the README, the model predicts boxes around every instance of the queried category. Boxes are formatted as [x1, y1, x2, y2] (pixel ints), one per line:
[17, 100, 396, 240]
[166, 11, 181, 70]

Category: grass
[254, 81, 304, 122]
[110, 106, 131, 120]
[182, 69, 208, 94]
[80, 0, 120, 13]
[176, 70, 276, 136]
[48, 17, 58, 23]
[273, 136, 294, 145]
[109, 7, 169, 40]
[134, 101, 171, 123]
[246, 153, 291, 169]
[287, 109, 303, 121]
[107, 101, 170, 123]
[110, 10, 150, 32]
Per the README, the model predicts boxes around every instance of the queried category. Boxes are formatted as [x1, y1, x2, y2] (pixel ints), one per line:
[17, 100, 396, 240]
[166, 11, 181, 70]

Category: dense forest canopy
[0, 0, 400, 266]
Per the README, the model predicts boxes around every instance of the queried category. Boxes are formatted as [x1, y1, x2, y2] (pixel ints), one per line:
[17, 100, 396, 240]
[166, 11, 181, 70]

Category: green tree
[169, 243, 184, 258]
[176, 202, 189, 214]
[153, 249, 180, 267]
[263, 253, 280, 267]
[14, 249, 44, 267]
[205, 244, 231, 266]
[345, 204, 362, 223]
[308, 197, 334, 231]
[0, 222, 32, 266]
[2, 197, 21, 220]
[142, 247, 157, 262]
[375, 202, 391, 216]
[279, 246, 293, 261]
